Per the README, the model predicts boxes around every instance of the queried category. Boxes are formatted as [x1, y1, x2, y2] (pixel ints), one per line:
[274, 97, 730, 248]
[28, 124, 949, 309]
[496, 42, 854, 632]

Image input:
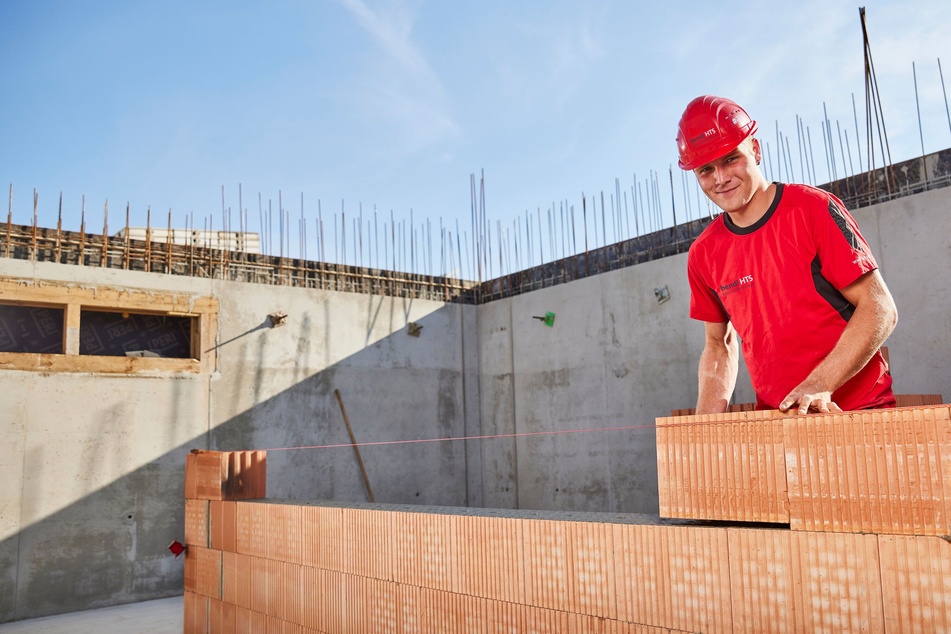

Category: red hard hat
[676, 95, 757, 170]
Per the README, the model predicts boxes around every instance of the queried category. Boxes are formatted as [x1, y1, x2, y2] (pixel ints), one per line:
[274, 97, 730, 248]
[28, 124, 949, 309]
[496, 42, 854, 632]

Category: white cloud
[336, 0, 460, 152]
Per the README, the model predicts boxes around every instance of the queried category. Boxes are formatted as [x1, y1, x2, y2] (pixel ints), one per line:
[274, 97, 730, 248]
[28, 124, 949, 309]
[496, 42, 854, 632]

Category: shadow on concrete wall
[1, 295, 668, 622]
[0, 305, 485, 622]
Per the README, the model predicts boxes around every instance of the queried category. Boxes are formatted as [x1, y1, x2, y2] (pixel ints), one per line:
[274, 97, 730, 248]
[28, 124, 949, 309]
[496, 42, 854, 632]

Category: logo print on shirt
[719, 274, 754, 297]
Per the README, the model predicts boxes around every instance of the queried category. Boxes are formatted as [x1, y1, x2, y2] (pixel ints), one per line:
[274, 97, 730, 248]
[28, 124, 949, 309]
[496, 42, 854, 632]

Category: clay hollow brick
[184, 449, 266, 501]
[657, 404, 951, 536]
[182, 437, 951, 633]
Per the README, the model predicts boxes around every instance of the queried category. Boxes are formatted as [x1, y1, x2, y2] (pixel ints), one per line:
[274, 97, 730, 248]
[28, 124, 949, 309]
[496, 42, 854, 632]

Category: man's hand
[779, 381, 843, 415]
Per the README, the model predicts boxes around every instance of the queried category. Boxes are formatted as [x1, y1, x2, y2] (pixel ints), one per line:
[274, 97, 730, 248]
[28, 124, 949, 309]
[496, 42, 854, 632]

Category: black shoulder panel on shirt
[827, 198, 859, 249]
[811, 255, 855, 321]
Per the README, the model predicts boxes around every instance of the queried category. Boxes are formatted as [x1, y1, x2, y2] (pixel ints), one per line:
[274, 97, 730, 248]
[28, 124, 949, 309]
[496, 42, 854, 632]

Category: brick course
[183, 404, 951, 632]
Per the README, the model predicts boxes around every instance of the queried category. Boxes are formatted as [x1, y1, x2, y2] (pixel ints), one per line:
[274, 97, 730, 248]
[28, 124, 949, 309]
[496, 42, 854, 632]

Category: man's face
[693, 138, 764, 216]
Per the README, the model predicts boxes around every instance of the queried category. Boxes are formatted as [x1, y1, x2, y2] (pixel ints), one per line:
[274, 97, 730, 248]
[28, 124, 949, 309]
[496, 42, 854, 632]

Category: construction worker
[678, 95, 898, 415]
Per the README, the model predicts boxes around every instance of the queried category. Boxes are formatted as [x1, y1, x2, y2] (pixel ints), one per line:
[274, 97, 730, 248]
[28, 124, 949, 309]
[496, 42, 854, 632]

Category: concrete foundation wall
[1, 185, 950, 621]
[207, 279, 475, 508]
[473, 244, 755, 516]
[851, 187, 951, 396]
[0, 259, 217, 622]
[0, 259, 473, 622]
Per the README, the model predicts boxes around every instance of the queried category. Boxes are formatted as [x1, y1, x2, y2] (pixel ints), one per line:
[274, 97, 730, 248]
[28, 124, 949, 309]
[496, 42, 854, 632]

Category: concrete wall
[0, 259, 474, 622]
[474, 248, 755, 516]
[851, 187, 951, 396]
[0, 259, 217, 623]
[206, 279, 476, 508]
[1, 185, 949, 621]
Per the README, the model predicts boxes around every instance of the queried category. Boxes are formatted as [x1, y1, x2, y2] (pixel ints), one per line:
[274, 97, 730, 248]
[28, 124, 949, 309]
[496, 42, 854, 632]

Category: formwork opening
[0, 303, 65, 354]
[78, 309, 195, 359]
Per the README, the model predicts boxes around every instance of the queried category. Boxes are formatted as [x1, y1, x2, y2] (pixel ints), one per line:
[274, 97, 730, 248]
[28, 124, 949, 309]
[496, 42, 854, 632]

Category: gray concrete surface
[480, 250, 754, 516]
[0, 258, 474, 622]
[207, 279, 473, 508]
[1, 185, 949, 622]
[851, 187, 951, 396]
[0, 596, 181, 633]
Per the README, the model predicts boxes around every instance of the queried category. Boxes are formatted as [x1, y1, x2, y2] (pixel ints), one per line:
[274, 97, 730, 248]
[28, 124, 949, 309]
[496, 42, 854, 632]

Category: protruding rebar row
[4, 49, 950, 290]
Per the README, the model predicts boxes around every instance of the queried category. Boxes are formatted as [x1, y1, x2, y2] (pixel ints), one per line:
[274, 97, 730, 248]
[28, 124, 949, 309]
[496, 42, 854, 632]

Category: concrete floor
[0, 596, 182, 633]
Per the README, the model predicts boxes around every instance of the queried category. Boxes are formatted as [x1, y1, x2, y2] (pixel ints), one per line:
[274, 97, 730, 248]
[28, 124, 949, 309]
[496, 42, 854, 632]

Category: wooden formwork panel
[785, 405, 951, 536]
[656, 409, 788, 523]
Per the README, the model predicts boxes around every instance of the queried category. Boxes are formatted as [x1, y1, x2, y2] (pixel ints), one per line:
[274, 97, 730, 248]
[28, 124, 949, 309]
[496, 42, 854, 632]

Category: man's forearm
[696, 344, 738, 414]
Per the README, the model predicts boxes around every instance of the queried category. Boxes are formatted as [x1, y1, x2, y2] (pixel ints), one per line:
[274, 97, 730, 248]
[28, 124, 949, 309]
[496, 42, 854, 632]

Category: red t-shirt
[687, 183, 894, 410]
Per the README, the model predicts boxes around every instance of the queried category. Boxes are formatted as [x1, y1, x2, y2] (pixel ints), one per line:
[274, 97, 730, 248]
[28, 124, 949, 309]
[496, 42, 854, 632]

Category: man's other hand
[779, 386, 843, 415]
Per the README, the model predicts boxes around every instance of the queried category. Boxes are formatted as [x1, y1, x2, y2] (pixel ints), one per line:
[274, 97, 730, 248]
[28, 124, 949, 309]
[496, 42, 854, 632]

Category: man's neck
[725, 182, 776, 228]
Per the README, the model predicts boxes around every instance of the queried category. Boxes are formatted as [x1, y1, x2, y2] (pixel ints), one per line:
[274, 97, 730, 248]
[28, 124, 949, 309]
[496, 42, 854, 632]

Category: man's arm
[779, 269, 898, 414]
[696, 320, 739, 414]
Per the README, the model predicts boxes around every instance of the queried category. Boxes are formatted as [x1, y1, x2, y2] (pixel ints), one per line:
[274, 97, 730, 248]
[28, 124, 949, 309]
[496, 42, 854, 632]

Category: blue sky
[2, 0, 950, 276]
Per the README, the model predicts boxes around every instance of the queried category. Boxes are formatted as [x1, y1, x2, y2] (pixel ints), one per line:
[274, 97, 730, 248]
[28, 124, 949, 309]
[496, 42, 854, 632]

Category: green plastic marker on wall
[532, 311, 556, 327]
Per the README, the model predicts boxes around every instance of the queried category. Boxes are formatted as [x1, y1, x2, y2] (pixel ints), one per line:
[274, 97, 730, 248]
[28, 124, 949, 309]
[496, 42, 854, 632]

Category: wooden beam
[0, 351, 201, 374]
[64, 303, 81, 355]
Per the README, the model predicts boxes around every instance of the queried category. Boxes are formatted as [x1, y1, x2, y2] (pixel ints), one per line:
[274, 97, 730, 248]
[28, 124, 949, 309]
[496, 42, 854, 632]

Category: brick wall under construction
[183, 403, 951, 633]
